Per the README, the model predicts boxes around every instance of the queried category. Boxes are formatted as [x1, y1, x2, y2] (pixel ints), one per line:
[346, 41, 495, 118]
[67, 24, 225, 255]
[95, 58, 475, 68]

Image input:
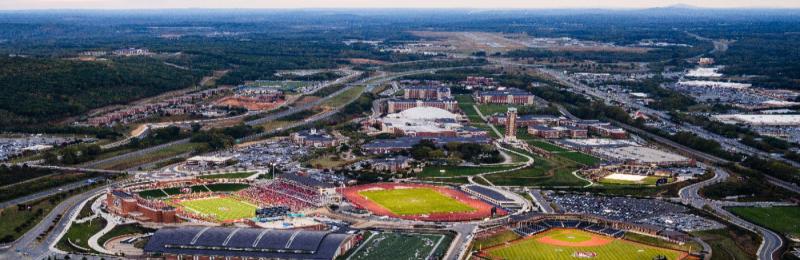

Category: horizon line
[2, 6, 800, 12]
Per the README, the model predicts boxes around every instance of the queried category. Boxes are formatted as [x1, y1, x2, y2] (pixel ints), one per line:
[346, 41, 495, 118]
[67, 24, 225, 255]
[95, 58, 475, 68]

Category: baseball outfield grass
[485, 229, 686, 260]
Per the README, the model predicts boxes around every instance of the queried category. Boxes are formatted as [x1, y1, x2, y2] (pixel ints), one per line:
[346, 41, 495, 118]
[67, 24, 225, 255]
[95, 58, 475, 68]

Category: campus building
[105, 190, 179, 223]
[403, 86, 451, 100]
[386, 98, 459, 113]
[474, 88, 536, 105]
[291, 129, 338, 148]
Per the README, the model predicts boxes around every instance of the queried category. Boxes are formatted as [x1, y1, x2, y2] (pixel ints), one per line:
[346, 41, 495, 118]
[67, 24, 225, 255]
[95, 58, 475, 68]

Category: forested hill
[0, 56, 197, 127]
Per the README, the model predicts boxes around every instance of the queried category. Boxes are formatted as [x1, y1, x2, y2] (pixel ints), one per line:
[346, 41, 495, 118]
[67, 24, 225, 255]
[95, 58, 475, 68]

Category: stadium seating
[237, 179, 323, 211]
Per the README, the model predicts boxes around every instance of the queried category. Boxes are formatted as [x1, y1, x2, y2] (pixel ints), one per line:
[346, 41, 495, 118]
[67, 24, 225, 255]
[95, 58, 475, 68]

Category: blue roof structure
[144, 226, 353, 259]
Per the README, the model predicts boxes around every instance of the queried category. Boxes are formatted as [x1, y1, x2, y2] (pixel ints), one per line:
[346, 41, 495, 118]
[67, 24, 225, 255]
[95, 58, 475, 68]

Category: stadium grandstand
[143, 226, 359, 260]
[502, 213, 692, 244]
[238, 173, 335, 211]
[461, 184, 523, 210]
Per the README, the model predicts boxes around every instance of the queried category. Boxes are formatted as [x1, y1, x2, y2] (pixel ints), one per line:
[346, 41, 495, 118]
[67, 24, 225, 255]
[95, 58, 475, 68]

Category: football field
[358, 187, 475, 215]
[177, 197, 258, 221]
[485, 229, 686, 260]
[346, 232, 451, 260]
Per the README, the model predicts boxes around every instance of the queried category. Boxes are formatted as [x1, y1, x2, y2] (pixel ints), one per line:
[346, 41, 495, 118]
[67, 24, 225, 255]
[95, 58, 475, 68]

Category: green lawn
[484, 154, 588, 187]
[323, 85, 366, 108]
[417, 165, 519, 178]
[472, 230, 522, 250]
[486, 229, 684, 260]
[198, 172, 257, 179]
[177, 197, 258, 221]
[477, 103, 513, 115]
[57, 218, 107, 254]
[691, 229, 757, 260]
[346, 232, 452, 260]
[358, 188, 475, 215]
[455, 95, 482, 123]
[97, 223, 156, 247]
[528, 140, 570, 153]
[560, 152, 602, 166]
[728, 206, 800, 237]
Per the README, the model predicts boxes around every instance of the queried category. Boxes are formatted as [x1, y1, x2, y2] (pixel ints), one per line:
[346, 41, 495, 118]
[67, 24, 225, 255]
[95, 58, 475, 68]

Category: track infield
[483, 229, 687, 260]
[358, 187, 475, 215]
[340, 183, 506, 221]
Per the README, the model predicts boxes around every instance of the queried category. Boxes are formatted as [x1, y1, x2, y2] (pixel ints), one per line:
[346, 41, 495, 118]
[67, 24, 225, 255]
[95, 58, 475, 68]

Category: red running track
[339, 183, 506, 222]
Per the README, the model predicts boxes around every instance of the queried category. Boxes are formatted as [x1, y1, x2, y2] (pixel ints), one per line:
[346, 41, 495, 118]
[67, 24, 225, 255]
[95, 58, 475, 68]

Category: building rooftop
[144, 226, 352, 260]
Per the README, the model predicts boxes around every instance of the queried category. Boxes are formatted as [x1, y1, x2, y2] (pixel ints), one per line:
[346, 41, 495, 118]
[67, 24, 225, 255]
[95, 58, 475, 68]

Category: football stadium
[339, 183, 507, 221]
[105, 173, 332, 224]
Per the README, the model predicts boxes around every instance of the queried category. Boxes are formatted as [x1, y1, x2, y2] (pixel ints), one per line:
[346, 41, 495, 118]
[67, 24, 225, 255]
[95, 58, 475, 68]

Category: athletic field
[345, 232, 451, 260]
[484, 229, 686, 260]
[358, 187, 475, 215]
[177, 197, 258, 221]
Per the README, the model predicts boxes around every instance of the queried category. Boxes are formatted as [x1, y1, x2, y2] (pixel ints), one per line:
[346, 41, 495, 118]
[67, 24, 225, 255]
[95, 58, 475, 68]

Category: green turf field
[177, 197, 257, 221]
[346, 232, 451, 260]
[358, 188, 475, 215]
[486, 229, 685, 260]
[728, 206, 800, 237]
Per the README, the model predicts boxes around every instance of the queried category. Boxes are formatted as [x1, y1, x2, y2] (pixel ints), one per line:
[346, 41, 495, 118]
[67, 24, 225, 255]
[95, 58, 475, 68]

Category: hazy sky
[2, 0, 799, 10]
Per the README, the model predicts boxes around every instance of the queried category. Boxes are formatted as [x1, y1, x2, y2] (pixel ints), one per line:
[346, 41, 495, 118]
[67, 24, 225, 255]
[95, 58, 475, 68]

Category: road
[677, 167, 783, 260]
[1, 184, 111, 260]
[0, 180, 93, 209]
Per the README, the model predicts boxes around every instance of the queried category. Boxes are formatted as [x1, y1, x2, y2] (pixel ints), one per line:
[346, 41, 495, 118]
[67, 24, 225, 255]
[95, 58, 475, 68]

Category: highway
[0, 180, 93, 209]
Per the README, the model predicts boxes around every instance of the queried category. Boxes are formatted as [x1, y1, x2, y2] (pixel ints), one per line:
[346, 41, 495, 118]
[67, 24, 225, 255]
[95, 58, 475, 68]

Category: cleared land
[176, 197, 257, 221]
[346, 232, 451, 260]
[728, 206, 800, 237]
[358, 188, 475, 215]
[485, 229, 685, 260]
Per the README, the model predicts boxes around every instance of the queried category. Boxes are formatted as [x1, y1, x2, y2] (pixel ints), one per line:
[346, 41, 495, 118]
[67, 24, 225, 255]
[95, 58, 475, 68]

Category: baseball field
[177, 196, 258, 221]
[484, 229, 686, 260]
[358, 187, 475, 215]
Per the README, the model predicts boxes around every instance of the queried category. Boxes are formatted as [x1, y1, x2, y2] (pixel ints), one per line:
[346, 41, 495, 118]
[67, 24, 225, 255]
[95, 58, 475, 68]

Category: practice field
[484, 229, 686, 260]
[358, 188, 475, 215]
[345, 232, 451, 260]
[176, 197, 257, 221]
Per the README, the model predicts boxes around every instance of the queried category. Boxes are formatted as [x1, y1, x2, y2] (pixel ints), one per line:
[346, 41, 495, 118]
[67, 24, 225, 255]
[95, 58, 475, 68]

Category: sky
[1, 0, 799, 10]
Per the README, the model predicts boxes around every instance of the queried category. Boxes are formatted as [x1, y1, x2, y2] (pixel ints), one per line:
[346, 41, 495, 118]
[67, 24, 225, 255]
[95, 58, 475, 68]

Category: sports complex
[100, 171, 698, 260]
